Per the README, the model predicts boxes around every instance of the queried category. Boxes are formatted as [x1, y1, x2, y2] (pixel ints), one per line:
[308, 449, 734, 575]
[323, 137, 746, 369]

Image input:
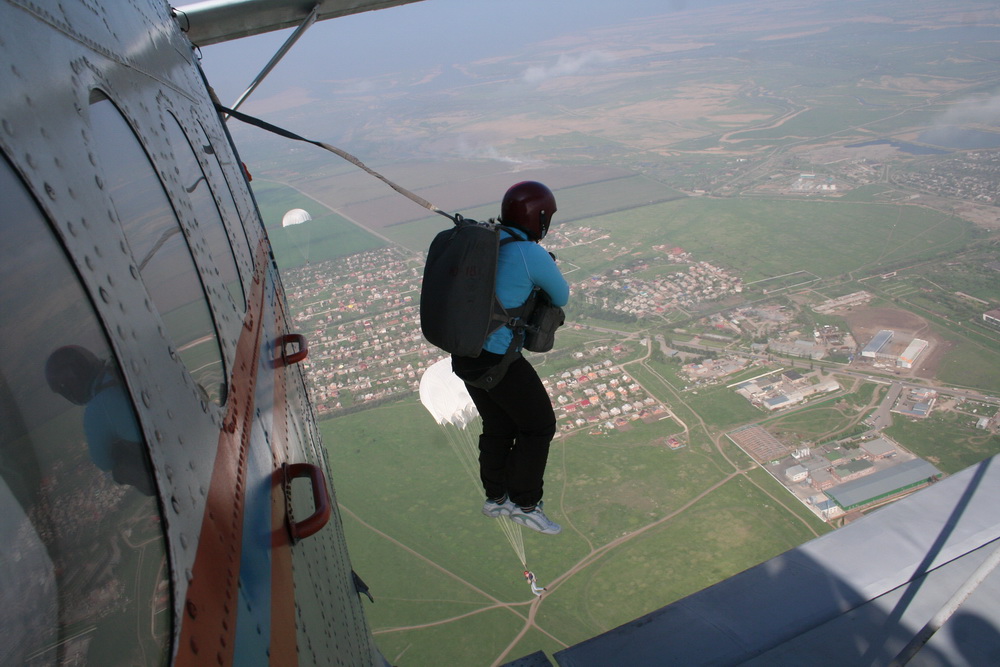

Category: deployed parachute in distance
[281, 208, 315, 263]
[281, 208, 312, 227]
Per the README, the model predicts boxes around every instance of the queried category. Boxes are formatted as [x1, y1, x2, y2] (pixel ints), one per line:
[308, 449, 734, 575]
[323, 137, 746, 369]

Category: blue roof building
[861, 329, 894, 357]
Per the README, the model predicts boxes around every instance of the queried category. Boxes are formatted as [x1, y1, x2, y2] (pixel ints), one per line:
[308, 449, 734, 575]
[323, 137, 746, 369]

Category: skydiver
[524, 570, 547, 596]
[45, 345, 154, 495]
[452, 181, 569, 536]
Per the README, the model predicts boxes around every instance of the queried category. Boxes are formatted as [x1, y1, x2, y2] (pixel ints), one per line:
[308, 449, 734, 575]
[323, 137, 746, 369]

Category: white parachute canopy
[418, 357, 479, 429]
[281, 208, 312, 227]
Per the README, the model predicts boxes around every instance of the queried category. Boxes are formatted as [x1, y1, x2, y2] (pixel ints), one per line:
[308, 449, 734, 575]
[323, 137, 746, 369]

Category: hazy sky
[195, 0, 699, 104]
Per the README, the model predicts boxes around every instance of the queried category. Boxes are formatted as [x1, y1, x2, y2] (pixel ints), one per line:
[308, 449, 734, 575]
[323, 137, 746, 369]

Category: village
[283, 238, 741, 433]
[285, 242, 674, 434]
[282, 240, 998, 523]
[573, 247, 744, 318]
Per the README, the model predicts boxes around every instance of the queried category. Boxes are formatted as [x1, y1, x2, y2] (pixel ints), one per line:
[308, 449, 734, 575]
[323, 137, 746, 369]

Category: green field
[383, 187, 973, 292]
[253, 180, 387, 269]
[886, 411, 1000, 474]
[584, 198, 971, 282]
[325, 400, 827, 665]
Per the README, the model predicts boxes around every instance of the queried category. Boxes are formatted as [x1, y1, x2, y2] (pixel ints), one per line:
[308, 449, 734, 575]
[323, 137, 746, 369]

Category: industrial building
[785, 464, 809, 482]
[897, 338, 928, 368]
[826, 459, 943, 510]
[861, 329, 894, 358]
[860, 437, 897, 459]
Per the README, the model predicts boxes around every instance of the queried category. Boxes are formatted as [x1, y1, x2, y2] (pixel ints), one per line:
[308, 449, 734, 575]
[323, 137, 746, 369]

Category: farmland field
[254, 180, 386, 269]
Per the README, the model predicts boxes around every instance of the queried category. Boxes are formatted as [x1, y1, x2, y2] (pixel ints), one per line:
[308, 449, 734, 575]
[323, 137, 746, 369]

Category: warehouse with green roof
[826, 459, 943, 510]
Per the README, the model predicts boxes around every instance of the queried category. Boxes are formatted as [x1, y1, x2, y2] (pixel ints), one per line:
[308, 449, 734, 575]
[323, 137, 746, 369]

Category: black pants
[452, 353, 556, 508]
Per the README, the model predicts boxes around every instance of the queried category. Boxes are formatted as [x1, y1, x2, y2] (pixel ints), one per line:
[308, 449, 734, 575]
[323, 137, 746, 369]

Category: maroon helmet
[500, 181, 556, 241]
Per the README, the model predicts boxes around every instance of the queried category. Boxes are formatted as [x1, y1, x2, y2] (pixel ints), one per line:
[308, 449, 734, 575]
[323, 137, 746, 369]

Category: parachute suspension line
[465, 421, 527, 568]
[216, 105, 458, 225]
[418, 356, 530, 569]
[442, 422, 526, 567]
[498, 516, 527, 568]
[441, 423, 480, 489]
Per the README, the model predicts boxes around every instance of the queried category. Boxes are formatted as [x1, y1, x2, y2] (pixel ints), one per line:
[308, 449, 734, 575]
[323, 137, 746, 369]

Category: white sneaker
[510, 502, 561, 535]
[482, 496, 516, 518]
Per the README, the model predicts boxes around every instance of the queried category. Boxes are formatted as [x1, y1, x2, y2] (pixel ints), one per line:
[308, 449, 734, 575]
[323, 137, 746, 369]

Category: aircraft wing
[555, 456, 1000, 666]
[176, 0, 427, 46]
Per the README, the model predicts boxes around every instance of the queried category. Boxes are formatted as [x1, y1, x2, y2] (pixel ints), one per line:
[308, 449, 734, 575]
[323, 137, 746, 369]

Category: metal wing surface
[177, 0, 427, 45]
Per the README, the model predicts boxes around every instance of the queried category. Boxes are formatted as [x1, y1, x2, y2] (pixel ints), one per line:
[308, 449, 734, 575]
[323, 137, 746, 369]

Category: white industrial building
[785, 464, 809, 482]
[897, 338, 928, 368]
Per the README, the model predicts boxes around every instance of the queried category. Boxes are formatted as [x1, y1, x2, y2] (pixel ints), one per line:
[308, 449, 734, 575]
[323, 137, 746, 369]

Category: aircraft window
[0, 156, 170, 664]
[198, 120, 255, 281]
[201, 120, 257, 245]
[89, 94, 228, 405]
[165, 113, 246, 311]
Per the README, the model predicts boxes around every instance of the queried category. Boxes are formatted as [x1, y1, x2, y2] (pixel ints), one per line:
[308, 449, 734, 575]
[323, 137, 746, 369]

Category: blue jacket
[84, 372, 142, 471]
[484, 227, 569, 355]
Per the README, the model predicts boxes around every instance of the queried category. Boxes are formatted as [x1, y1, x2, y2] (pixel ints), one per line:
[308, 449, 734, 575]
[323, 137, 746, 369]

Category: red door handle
[283, 462, 331, 542]
[275, 333, 308, 367]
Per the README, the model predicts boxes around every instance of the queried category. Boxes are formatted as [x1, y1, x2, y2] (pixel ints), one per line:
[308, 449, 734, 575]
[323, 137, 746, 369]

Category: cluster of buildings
[790, 173, 838, 193]
[766, 336, 831, 361]
[576, 256, 743, 318]
[755, 323, 857, 362]
[548, 362, 670, 433]
[734, 370, 841, 412]
[790, 438, 900, 491]
[682, 304, 857, 363]
[283, 231, 750, 415]
[729, 426, 943, 521]
[724, 304, 794, 338]
[680, 356, 750, 385]
[862, 329, 929, 369]
[285, 248, 434, 414]
[757, 150, 1000, 207]
[283, 247, 673, 426]
[740, 319, 931, 372]
[893, 151, 1000, 205]
[891, 386, 938, 419]
[546, 224, 609, 252]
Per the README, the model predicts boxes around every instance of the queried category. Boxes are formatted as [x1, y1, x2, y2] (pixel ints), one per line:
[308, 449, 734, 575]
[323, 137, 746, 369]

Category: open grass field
[885, 411, 1000, 474]
[380, 178, 973, 291]
[925, 324, 1000, 392]
[253, 180, 387, 269]
[324, 398, 827, 665]
[582, 197, 973, 282]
